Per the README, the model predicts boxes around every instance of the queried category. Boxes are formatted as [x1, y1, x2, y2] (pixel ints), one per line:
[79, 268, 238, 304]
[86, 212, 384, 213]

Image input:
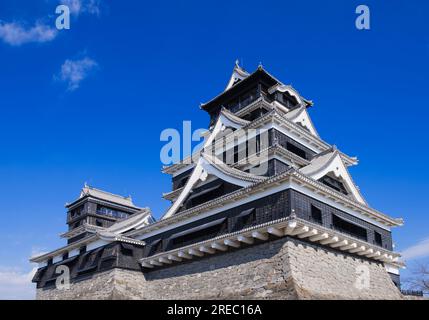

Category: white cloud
[0, 21, 57, 46]
[56, 56, 98, 91]
[401, 237, 429, 260]
[60, 0, 101, 16]
[0, 267, 37, 300]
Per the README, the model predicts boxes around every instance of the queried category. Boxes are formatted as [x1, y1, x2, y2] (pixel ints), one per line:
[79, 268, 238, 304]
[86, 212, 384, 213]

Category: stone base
[36, 237, 403, 300]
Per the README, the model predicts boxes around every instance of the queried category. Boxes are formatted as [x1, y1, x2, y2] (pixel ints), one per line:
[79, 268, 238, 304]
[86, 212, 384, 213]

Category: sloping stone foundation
[36, 237, 403, 300]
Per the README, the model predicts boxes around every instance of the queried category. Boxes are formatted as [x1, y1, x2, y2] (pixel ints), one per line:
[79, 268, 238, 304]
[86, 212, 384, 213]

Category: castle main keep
[31, 63, 404, 299]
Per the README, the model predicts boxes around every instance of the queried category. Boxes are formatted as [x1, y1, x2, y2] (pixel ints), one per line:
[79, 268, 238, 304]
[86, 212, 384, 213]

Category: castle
[31, 63, 404, 299]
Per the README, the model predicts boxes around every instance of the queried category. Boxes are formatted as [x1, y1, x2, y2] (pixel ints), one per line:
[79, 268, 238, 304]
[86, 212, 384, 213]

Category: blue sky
[0, 0, 428, 298]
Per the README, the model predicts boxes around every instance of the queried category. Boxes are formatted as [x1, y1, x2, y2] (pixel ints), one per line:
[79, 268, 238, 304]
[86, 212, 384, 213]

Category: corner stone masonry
[36, 237, 403, 300]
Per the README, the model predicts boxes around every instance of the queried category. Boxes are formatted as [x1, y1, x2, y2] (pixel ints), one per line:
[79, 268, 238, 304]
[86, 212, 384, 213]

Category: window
[95, 219, 103, 227]
[185, 182, 224, 208]
[319, 175, 348, 195]
[243, 109, 265, 122]
[234, 145, 239, 163]
[239, 87, 258, 108]
[310, 205, 322, 224]
[332, 214, 367, 241]
[70, 206, 84, 218]
[236, 208, 256, 228]
[256, 135, 261, 153]
[282, 93, 298, 108]
[169, 219, 226, 250]
[374, 231, 383, 246]
[173, 224, 222, 245]
[286, 142, 306, 159]
[121, 244, 134, 257]
[96, 205, 129, 219]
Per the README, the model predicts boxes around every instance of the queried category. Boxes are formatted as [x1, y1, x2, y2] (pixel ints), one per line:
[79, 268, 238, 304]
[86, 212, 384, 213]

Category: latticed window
[374, 231, 383, 246]
[167, 218, 227, 251]
[310, 205, 323, 224]
[185, 182, 224, 208]
[96, 205, 129, 219]
[332, 214, 367, 241]
[286, 142, 306, 159]
[70, 206, 84, 218]
[232, 208, 256, 231]
[319, 175, 348, 195]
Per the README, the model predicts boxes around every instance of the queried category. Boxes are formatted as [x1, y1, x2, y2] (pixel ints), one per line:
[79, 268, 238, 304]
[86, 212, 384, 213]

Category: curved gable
[300, 150, 367, 204]
[285, 106, 319, 137]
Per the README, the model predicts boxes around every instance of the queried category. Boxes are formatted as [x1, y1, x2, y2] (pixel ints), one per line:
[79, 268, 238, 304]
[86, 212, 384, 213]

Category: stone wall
[37, 237, 403, 300]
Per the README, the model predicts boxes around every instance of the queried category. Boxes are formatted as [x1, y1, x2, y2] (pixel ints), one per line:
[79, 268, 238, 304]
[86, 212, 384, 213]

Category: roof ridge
[82, 184, 132, 200]
[201, 64, 281, 108]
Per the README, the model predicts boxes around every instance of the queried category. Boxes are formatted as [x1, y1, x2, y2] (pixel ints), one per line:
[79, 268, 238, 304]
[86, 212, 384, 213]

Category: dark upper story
[65, 185, 143, 243]
[170, 159, 351, 217]
[171, 128, 317, 191]
[143, 188, 393, 261]
[173, 158, 294, 213]
[176, 179, 242, 213]
[167, 66, 318, 196]
[201, 67, 312, 127]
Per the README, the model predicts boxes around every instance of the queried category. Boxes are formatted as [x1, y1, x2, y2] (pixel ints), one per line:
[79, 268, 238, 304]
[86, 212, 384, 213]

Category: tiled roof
[75, 184, 138, 208]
